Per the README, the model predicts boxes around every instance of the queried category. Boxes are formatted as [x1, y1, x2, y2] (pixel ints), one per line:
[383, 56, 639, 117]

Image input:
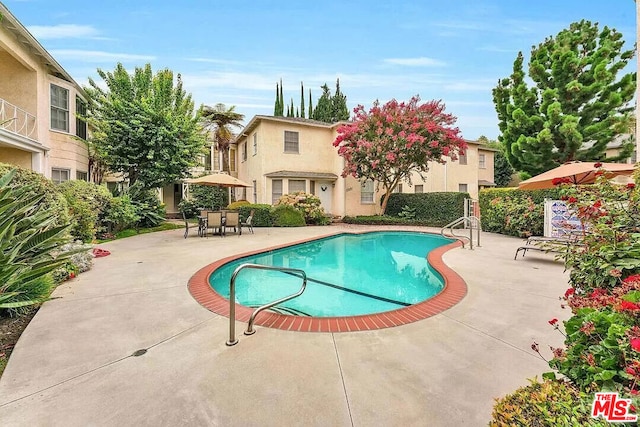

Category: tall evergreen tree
[274, 81, 281, 116]
[332, 78, 350, 121]
[312, 84, 333, 122]
[300, 82, 305, 119]
[493, 20, 636, 176]
[308, 89, 313, 118]
[279, 79, 284, 116]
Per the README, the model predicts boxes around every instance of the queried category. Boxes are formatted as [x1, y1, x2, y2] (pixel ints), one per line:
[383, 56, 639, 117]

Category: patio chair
[182, 211, 192, 239]
[241, 210, 255, 234]
[225, 211, 240, 235]
[206, 211, 223, 237]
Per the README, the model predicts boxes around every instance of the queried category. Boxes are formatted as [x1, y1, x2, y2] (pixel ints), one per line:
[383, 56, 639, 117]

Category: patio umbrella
[518, 161, 636, 190]
[184, 173, 250, 188]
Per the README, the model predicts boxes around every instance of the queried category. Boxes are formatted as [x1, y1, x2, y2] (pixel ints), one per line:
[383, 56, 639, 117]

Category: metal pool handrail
[441, 216, 481, 249]
[226, 263, 307, 346]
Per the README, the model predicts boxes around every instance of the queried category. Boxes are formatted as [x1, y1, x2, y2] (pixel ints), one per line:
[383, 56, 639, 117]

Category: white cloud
[27, 24, 99, 39]
[383, 57, 446, 67]
[50, 50, 156, 62]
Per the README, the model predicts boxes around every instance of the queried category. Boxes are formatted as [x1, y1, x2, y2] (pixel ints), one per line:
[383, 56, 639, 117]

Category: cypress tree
[300, 82, 305, 119]
[332, 78, 350, 121]
[308, 89, 313, 118]
[274, 81, 281, 116]
[279, 79, 284, 116]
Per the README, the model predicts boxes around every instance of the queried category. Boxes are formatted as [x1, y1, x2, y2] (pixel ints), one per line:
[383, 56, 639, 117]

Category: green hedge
[385, 192, 468, 226]
[237, 204, 274, 227]
[479, 187, 562, 237]
[271, 205, 306, 227]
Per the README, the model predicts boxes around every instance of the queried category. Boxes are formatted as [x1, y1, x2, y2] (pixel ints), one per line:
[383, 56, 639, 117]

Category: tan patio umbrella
[518, 161, 636, 190]
[184, 173, 250, 188]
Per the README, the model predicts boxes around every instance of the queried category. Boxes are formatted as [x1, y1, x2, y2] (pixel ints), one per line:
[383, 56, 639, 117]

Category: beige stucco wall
[0, 50, 37, 116]
[0, 146, 31, 168]
[478, 148, 496, 184]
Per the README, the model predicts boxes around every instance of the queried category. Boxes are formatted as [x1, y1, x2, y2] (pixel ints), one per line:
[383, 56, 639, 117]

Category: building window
[272, 179, 283, 204]
[76, 171, 88, 181]
[458, 151, 467, 165]
[414, 185, 424, 194]
[284, 131, 299, 153]
[289, 179, 306, 193]
[479, 153, 486, 169]
[459, 184, 468, 193]
[51, 168, 70, 184]
[252, 180, 257, 203]
[309, 180, 315, 195]
[50, 84, 69, 131]
[253, 133, 257, 155]
[394, 183, 403, 193]
[229, 148, 236, 171]
[76, 97, 87, 139]
[361, 180, 374, 203]
[242, 142, 247, 161]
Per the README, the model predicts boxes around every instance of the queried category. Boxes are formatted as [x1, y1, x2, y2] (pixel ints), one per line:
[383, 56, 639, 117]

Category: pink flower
[548, 318, 559, 326]
[627, 183, 636, 190]
[631, 338, 640, 352]
[594, 162, 603, 168]
[621, 301, 640, 311]
[564, 288, 575, 298]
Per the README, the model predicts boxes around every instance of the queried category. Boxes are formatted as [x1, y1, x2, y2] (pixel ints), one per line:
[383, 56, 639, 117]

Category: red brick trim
[188, 231, 466, 332]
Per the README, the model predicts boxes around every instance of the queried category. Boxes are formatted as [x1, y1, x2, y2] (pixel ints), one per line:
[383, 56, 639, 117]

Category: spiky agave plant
[0, 170, 73, 316]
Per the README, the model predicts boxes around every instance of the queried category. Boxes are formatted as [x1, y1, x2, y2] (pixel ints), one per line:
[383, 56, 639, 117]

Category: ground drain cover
[132, 349, 147, 357]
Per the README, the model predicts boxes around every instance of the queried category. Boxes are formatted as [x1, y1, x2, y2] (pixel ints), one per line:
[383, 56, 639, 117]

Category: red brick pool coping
[188, 231, 467, 332]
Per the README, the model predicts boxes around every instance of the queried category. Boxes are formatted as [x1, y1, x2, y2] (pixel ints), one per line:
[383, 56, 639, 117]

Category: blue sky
[4, 0, 636, 140]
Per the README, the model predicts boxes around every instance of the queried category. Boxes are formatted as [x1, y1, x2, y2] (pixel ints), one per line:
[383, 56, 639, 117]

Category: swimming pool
[209, 231, 451, 317]
[189, 229, 467, 332]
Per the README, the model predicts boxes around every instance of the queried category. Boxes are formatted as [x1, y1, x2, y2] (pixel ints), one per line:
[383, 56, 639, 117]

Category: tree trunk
[380, 188, 393, 215]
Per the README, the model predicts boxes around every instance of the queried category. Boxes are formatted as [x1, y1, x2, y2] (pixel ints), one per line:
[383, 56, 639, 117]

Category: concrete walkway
[0, 225, 570, 426]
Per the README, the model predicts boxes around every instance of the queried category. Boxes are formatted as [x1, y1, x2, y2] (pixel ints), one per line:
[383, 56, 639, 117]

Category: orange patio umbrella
[184, 173, 250, 188]
[518, 161, 636, 190]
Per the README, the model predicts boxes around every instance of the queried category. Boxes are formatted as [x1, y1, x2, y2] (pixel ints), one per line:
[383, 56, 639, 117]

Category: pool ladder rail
[441, 216, 481, 249]
[226, 263, 307, 346]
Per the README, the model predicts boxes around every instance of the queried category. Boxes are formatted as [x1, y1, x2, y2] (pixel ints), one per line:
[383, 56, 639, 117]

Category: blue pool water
[209, 231, 452, 317]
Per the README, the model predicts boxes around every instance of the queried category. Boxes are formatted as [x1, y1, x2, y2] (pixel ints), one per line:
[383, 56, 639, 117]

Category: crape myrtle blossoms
[332, 96, 467, 214]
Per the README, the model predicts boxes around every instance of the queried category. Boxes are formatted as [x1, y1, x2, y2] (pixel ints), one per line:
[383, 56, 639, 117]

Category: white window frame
[242, 142, 247, 162]
[479, 153, 486, 169]
[272, 179, 283, 204]
[458, 151, 467, 165]
[459, 183, 468, 193]
[414, 185, 424, 194]
[51, 168, 70, 184]
[284, 131, 299, 153]
[50, 84, 69, 132]
[288, 179, 306, 193]
[361, 180, 374, 203]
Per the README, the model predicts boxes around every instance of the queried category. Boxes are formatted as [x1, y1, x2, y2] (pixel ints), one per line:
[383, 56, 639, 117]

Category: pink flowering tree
[333, 96, 467, 215]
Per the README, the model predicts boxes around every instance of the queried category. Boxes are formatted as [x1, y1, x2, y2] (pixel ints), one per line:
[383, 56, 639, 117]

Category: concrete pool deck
[0, 224, 570, 426]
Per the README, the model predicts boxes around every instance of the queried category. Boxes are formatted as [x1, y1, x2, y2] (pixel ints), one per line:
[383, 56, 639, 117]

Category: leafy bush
[227, 200, 250, 210]
[385, 192, 467, 226]
[559, 174, 640, 291]
[490, 378, 607, 426]
[479, 187, 561, 236]
[102, 194, 139, 234]
[127, 183, 166, 228]
[52, 241, 94, 283]
[189, 184, 228, 211]
[0, 162, 70, 228]
[57, 180, 113, 242]
[343, 215, 413, 225]
[0, 170, 74, 316]
[397, 205, 416, 220]
[276, 192, 328, 225]
[237, 204, 274, 227]
[271, 205, 306, 227]
[177, 198, 199, 219]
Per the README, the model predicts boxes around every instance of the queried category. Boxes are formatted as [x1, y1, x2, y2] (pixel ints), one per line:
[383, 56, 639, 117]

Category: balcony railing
[0, 98, 37, 141]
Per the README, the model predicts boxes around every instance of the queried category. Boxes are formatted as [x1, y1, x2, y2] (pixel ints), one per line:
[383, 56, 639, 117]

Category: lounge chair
[514, 233, 581, 260]
[241, 210, 255, 234]
[206, 211, 223, 237]
[225, 211, 240, 235]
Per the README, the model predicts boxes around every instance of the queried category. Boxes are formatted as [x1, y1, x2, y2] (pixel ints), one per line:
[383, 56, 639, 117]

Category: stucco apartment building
[232, 115, 496, 217]
[0, 4, 89, 182]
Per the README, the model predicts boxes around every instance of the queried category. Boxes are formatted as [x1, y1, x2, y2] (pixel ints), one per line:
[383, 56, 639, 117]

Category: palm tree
[200, 103, 244, 172]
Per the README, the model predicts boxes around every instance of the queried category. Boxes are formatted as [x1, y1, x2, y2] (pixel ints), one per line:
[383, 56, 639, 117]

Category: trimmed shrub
[275, 192, 328, 225]
[177, 198, 199, 219]
[58, 180, 113, 242]
[190, 185, 228, 211]
[127, 184, 166, 228]
[343, 215, 413, 225]
[0, 163, 70, 228]
[102, 194, 139, 234]
[479, 187, 562, 237]
[227, 200, 250, 210]
[490, 378, 607, 426]
[237, 204, 274, 227]
[385, 192, 467, 226]
[272, 205, 306, 227]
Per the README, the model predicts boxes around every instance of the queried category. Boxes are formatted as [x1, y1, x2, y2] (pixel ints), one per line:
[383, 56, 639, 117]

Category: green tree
[300, 82, 305, 119]
[313, 84, 333, 122]
[201, 103, 245, 172]
[334, 96, 466, 214]
[85, 63, 205, 189]
[274, 81, 281, 116]
[308, 89, 313, 118]
[493, 20, 636, 176]
[332, 78, 350, 121]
